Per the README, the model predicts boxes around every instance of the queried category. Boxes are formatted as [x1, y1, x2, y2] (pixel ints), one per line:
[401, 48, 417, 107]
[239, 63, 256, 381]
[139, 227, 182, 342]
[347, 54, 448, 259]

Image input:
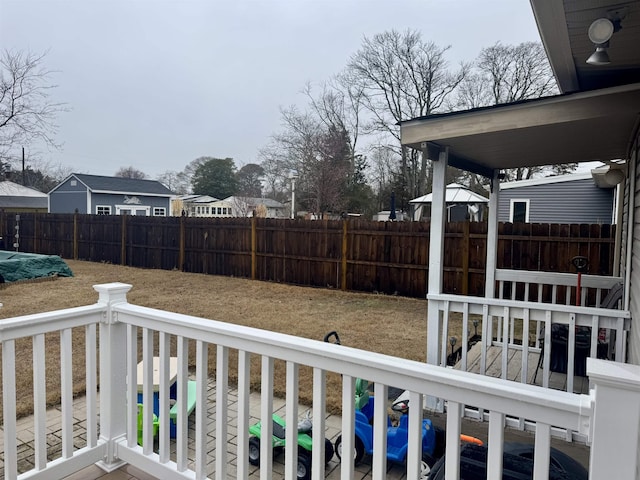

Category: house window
[153, 207, 166, 216]
[510, 199, 530, 223]
[206, 206, 210, 214]
[96, 206, 111, 215]
[217, 207, 222, 214]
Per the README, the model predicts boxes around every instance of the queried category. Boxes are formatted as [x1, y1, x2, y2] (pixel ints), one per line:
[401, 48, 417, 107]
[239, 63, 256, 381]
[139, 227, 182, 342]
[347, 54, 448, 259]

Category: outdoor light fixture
[588, 18, 615, 44]
[586, 14, 624, 65]
[587, 46, 611, 66]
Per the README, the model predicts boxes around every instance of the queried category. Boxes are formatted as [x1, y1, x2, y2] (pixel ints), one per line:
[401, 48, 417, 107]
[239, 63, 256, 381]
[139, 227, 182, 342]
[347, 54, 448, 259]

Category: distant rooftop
[0, 181, 48, 197]
[63, 173, 174, 196]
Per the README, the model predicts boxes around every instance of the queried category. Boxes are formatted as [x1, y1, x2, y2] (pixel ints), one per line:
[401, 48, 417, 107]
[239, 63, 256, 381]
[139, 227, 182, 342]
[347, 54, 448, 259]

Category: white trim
[96, 205, 112, 215]
[152, 207, 166, 216]
[509, 199, 530, 223]
[115, 205, 150, 216]
[500, 172, 595, 190]
[91, 190, 172, 198]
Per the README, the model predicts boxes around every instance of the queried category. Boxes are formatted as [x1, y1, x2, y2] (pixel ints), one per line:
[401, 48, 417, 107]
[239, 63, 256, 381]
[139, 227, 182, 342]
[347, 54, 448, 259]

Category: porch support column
[587, 358, 640, 479]
[485, 170, 500, 298]
[94, 282, 133, 472]
[427, 147, 448, 366]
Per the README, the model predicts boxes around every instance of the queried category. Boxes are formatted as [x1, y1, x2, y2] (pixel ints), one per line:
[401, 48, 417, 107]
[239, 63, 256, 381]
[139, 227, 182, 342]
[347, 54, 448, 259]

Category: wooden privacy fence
[1, 213, 616, 299]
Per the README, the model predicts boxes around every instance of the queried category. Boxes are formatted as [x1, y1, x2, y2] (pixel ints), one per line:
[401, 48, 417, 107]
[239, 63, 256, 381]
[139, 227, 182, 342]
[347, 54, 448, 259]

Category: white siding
[627, 131, 640, 365]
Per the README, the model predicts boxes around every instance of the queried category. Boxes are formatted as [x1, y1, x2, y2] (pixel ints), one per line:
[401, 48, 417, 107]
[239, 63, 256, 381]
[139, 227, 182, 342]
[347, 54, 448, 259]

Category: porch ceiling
[531, 0, 640, 93]
[400, 82, 640, 177]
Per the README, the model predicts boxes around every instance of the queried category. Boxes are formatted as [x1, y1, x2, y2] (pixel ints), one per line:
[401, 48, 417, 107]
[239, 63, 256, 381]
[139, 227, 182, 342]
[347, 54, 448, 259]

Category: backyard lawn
[0, 259, 449, 418]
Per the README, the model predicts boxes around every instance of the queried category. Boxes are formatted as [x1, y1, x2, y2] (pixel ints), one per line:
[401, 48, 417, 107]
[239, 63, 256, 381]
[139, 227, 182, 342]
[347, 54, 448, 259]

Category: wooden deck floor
[455, 342, 590, 395]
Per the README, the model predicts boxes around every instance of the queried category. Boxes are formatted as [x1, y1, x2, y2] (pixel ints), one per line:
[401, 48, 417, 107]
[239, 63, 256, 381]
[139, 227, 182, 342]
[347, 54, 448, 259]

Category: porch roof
[400, 82, 640, 178]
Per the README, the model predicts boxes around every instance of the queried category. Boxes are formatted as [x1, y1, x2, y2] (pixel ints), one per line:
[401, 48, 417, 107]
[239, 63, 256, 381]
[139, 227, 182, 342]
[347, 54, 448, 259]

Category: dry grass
[0, 260, 463, 418]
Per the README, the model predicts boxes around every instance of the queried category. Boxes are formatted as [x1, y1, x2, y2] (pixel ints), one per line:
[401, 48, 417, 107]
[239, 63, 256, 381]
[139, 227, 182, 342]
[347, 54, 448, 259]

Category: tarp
[0, 251, 74, 283]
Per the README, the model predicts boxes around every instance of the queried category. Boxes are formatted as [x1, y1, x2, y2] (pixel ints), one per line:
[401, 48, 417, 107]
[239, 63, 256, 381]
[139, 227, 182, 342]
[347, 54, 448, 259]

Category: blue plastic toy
[334, 385, 438, 479]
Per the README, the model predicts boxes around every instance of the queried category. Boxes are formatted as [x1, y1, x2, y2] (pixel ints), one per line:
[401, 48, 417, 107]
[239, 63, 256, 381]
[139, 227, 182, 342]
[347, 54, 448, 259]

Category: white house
[172, 194, 234, 218]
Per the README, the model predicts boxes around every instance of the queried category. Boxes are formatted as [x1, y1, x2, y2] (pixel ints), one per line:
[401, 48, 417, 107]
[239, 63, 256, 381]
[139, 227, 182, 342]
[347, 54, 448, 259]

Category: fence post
[179, 216, 185, 271]
[341, 219, 348, 291]
[587, 358, 640, 479]
[33, 213, 38, 253]
[73, 213, 78, 260]
[251, 217, 256, 280]
[120, 215, 127, 266]
[462, 221, 470, 295]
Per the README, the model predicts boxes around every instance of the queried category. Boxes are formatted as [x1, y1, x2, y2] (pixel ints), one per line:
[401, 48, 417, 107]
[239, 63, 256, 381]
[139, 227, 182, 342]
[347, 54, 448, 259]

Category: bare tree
[115, 166, 147, 179]
[0, 50, 65, 166]
[157, 170, 190, 194]
[261, 106, 352, 215]
[346, 29, 468, 205]
[478, 42, 557, 105]
[303, 74, 365, 167]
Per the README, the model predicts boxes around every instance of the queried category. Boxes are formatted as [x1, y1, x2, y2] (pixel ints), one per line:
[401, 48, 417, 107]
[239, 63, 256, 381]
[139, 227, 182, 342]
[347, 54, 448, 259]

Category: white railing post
[94, 282, 133, 472]
[588, 358, 640, 480]
[427, 148, 448, 410]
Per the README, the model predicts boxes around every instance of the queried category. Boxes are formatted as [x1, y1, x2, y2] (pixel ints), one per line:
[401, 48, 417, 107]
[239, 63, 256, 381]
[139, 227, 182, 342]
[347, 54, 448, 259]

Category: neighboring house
[224, 196, 285, 218]
[0, 181, 48, 213]
[49, 173, 173, 216]
[410, 183, 489, 222]
[171, 194, 234, 217]
[498, 170, 618, 224]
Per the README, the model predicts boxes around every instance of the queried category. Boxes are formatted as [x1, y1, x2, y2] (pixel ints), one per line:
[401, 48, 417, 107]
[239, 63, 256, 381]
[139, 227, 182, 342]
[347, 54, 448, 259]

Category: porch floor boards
[455, 342, 590, 395]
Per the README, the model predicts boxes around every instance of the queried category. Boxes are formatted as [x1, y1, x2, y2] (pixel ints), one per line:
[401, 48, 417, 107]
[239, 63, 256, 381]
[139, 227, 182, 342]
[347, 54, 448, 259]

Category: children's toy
[248, 412, 334, 480]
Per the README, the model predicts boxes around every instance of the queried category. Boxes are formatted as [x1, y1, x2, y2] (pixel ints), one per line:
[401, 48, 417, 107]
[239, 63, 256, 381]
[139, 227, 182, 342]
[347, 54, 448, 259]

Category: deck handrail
[1, 283, 639, 479]
[495, 269, 623, 308]
[495, 269, 622, 290]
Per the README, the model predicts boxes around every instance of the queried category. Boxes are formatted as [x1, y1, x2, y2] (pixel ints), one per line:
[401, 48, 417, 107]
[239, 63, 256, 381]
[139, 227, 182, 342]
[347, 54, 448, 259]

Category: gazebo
[409, 183, 489, 222]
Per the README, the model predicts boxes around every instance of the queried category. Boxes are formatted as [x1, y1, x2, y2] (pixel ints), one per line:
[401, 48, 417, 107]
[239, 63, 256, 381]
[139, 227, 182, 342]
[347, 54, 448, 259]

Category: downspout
[613, 175, 625, 277]
[485, 171, 500, 298]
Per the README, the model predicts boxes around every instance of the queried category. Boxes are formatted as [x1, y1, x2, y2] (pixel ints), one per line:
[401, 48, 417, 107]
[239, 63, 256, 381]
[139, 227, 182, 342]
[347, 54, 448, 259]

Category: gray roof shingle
[72, 174, 173, 195]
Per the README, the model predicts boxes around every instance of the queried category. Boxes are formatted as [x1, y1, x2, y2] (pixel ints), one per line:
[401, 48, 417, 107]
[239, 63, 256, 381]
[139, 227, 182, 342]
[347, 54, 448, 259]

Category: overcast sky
[1, 0, 542, 179]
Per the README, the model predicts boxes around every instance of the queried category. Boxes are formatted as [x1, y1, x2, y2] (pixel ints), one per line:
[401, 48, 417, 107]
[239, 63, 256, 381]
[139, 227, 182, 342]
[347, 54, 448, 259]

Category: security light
[588, 18, 614, 44]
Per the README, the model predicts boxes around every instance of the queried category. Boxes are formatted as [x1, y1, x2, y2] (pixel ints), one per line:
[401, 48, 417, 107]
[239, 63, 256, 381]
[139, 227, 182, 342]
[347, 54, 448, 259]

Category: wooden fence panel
[126, 216, 181, 270]
[0, 213, 617, 300]
[77, 215, 123, 263]
[182, 217, 251, 277]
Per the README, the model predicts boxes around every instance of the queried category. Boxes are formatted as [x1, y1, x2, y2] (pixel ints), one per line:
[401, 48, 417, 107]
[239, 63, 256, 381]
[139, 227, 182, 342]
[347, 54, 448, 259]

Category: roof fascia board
[402, 82, 640, 145]
[500, 172, 594, 189]
[90, 189, 173, 197]
[530, 0, 579, 93]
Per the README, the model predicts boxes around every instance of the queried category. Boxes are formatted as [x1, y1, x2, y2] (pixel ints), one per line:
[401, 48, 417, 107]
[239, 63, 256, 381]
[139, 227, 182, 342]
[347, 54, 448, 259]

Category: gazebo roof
[409, 183, 489, 205]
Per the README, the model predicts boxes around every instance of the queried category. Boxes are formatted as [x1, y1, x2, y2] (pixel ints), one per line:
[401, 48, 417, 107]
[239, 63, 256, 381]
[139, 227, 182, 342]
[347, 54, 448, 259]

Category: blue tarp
[0, 251, 74, 283]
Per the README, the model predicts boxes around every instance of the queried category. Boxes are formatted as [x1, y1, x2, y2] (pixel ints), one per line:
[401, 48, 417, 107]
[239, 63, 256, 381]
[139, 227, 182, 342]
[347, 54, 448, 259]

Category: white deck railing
[495, 270, 623, 308]
[1, 283, 639, 479]
[428, 292, 630, 393]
